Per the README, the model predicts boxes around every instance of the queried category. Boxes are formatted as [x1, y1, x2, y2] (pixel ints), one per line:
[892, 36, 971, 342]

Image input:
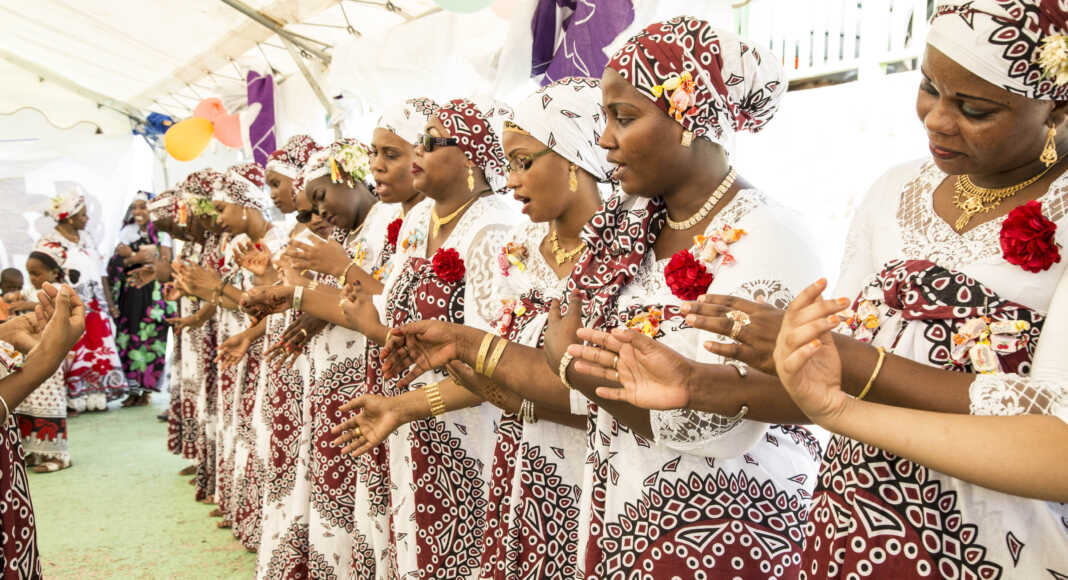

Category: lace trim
[896, 160, 1068, 270]
[969, 372, 1068, 423]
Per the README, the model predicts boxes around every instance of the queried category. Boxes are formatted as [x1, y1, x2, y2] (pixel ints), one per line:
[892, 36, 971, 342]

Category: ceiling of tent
[0, 0, 441, 133]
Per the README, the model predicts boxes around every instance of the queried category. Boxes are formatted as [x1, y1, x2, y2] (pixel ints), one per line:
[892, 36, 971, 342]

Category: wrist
[400, 390, 431, 422]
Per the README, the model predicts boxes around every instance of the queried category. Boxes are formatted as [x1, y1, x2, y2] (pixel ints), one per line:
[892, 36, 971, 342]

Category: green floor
[27, 399, 257, 579]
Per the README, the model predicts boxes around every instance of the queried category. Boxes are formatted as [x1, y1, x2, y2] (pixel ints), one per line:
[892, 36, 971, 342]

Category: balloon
[213, 113, 243, 148]
[164, 118, 213, 161]
[433, 0, 493, 13]
[193, 98, 227, 123]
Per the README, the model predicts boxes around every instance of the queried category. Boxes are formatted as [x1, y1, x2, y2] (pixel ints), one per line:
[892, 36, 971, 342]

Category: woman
[357, 79, 609, 579]
[107, 191, 174, 407]
[40, 191, 124, 413]
[0, 283, 86, 579]
[572, 4, 1068, 577]
[13, 240, 76, 473]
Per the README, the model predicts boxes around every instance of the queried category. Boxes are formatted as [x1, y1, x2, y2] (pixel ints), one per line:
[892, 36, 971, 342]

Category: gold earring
[467, 166, 475, 192]
[1041, 125, 1058, 168]
[568, 164, 578, 192]
[681, 130, 694, 148]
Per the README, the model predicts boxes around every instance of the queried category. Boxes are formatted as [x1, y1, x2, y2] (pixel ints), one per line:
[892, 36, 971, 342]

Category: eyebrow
[921, 69, 1009, 107]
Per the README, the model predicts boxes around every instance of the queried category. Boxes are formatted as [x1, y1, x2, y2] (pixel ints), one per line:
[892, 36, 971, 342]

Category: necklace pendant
[954, 210, 973, 232]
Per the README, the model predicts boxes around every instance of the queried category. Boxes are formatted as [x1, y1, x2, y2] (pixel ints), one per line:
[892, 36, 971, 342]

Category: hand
[172, 260, 222, 301]
[0, 314, 44, 354]
[265, 314, 327, 368]
[543, 293, 584, 371]
[379, 320, 465, 386]
[162, 283, 182, 302]
[234, 240, 274, 278]
[339, 283, 382, 336]
[285, 238, 351, 279]
[568, 327, 698, 410]
[681, 287, 808, 376]
[108, 304, 121, 319]
[127, 264, 158, 289]
[34, 283, 60, 324]
[116, 243, 133, 258]
[331, 394, 407, 457]
[40, 285, 86, 352]
[240, 286, 293, 325]
[773, 279, 853, 425]
[215, 331, 252, 370]
[166, 315, 201, 335]
[123, 246, 157, 267]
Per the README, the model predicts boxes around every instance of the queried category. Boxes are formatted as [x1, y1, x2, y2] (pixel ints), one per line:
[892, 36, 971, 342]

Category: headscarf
[32, 238, 68, 269]
[265, 135, 321, 180]
[147, 189, 178, 223]
[377, 97, 439, 144]
[606, 16, 786, 146]
[212, 162, 269, 212]
[46, 190, 86, 222]
[435, 98, 512, 193]
[297, 138, 374, 194]
[179, 169, 222, 200]
[122, 190, 155, 226]
[928, 0, 1068, 100]
[510, 77, 613, 182]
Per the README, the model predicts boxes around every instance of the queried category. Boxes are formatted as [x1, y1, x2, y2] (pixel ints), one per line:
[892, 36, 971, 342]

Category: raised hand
[266, 314, 327, 368]
[41, 285, 86, 351]
[216, 331, 252, 370]
[172, 260, 221, 301]
[331, 394, 406, 458]
[544, 293, 584, 371]
[568, 327, 698, 411]
[127, 264, 158, 289]
[773, 279, 852, 424]
[285, 238, 351, 279]
[380, 320, 464, 386]
[234, 240, 273, 278]
[240, 286, 293, 325]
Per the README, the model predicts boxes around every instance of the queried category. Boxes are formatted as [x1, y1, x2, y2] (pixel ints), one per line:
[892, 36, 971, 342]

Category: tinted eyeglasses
[508, 148, 553, 173]
[418, 133, 459, 152]
[295, 208, 319, 223]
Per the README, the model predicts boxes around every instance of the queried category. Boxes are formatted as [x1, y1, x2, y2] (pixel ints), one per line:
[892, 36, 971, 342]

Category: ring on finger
[611, 354, 619, 369]
[298, 328, 309, 339]
[726, 310, 751, 341]
[352, 426, 363, 439]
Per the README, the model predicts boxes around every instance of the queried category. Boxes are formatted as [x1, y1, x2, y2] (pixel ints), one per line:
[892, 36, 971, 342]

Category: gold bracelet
[558, 352, 575, 390]
[423, 381, 446, 417]
[857, 346, 886, 401]
[483, 338, 508, 378]
[475, 333, 494, 375]
[339, 261, 357, 287]
[292, 285, 304, 312]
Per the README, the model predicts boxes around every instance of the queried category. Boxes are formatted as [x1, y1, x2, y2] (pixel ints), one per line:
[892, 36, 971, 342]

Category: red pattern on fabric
[435, 99, 509, 190]
[0, 418, 40, 578]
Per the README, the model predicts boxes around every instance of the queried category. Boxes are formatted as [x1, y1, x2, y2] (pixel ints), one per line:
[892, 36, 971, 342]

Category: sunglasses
[418, 133, 459, 152]
[295, 208, 319, 224]
[508, 148, 553, 173]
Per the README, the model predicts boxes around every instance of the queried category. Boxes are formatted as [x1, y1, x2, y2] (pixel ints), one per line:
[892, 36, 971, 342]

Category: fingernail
[685, 314, 696, 324]
[696, 295, 707, 303]
[680, 303, 692, 313]
[809, 339, 821, 348]
[818, 278, 827, 286]
[827, 315, 840, 324]
[837, 297, 849, 307]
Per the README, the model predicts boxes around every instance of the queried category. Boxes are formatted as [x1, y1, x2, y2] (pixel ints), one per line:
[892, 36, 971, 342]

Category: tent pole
[217, 0, 332, 65]
[280, 37, 341, 139]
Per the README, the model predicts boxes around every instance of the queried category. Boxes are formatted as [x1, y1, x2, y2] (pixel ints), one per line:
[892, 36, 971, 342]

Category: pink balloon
[213, 113, 243, 148]
[193, 98, 227, 123]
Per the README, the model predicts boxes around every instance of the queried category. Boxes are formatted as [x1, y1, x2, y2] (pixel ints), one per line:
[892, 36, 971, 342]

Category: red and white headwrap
[378, 97, 439, 144]
[179, 169, 222, 200]
[929, 0, 1068, 100]
[265, 134, 321, 180]
[32, 238, 68, 269]
[436, 98, 512, 193]
[606, 16, 786, 146]
[46, 190, 86, 222]
[213, 162, 269, 212]
[147, 189, 178, 222]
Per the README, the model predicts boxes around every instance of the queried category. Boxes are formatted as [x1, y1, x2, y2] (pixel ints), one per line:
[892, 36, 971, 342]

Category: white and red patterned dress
[803, 159, 1068, 579]
[376, 195, 517, 579]
[477, 220, 586, 580]
[571, 191, 825, 579]
[0, 342, 41, 579]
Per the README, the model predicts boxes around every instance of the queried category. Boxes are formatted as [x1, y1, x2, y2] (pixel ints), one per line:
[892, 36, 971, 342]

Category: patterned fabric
[213, 163, 269, 212]
[436, 98, 512, 193]
[532, 0, 635, 83]
[298, 138, 373, 193]
[32, 238, 68, 270]
[512, 77, 613, 181]
[179, 169, 223, 199]
[265, 134, 320, 181]
[0, 342, 41, 579]
[246, 70, 277, 167]
[14, 368, 68, 462]
[929, 0, 1068, 101]
[147, 189, 178, 222]
[377, 97, 439, 144]
[46, 189, 85, 222]
[606, 16, 785, 146]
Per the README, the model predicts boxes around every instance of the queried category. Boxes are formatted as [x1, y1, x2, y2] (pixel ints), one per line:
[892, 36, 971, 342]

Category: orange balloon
[193, 98, 227, 123]
[164, 118, 214, 161]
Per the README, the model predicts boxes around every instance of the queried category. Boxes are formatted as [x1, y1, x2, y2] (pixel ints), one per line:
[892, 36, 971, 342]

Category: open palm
[573, 328, 695, 410]
[333, 394, 404, 458]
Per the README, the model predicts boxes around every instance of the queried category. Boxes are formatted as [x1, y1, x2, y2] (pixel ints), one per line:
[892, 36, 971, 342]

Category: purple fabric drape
[531, 0, 634, 85]
[246, 71, 277, 167]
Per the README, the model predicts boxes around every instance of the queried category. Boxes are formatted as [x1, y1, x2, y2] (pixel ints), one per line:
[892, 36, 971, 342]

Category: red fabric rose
[1000, 200, 1061, 273]
[431, 247, 465, 283]
[664, 249, 715, 301]
[386, 218, 403, 248]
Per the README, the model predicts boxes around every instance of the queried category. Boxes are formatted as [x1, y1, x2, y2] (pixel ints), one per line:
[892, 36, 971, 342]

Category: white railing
[737, 0, 929, 81]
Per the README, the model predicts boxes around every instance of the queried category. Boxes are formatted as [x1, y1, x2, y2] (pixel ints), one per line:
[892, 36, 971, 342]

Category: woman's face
[68, 207, 89, 231]
[212, 201, 246, 235]
[266, 169, 297, 214]
[130, 200, 149, 226]
[412, 118, 470, 199]
[371, 128, 421, 204]
[296, 182, 337, 238]
[917, 46, 1060, 177]
[600, 68, 692, 197]
[305, 175, 375, 231]
[25, 257, 56, 290]
[503, 131, 575, 222]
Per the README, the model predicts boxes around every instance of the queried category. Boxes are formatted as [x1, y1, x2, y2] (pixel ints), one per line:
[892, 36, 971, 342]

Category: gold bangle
[475, 333, 494, 375]
[483, 338, 508, 378]
[340, 261, 357, 286]
[558, 352, 575, 390]
[292, 285, 304, 312]
[857, 346, 886, 401]
[423, 381, 446, 417]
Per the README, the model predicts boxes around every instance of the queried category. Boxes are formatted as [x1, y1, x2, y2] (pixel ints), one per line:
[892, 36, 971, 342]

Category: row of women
[2, 4, 1068, 578]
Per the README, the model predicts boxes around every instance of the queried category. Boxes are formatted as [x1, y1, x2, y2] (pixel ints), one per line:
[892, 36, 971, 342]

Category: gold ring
[298, 329, 308, 339]
[352, 426, 362, 439]
[385, 329, 394, 345]
[614, 370, 620, 382]
[726, 310, 751, 341]
[612, 354, 618, 369]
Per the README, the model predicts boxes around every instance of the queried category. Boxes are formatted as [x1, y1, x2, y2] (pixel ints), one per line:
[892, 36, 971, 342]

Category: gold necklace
[952, 166, 1052, 231]
[549, 228, 586, 265]
[431, 196, 477, 238]
[666, 168, 737, 231]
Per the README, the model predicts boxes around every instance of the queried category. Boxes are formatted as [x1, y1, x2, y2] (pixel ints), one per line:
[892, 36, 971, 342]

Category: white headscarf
[511, 77, 613, 182]
[377, 97, 439, 145]
[928, 0, 1068, 100]
[46, 190, 86, 222]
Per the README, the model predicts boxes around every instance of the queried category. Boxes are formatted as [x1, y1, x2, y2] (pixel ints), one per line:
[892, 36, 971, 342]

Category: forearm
[450, 329, 572, 413]
[686, 363, 810, 424]
[823, 398, 1068, 502]
[0, 342, 68, 414]
[565, 365, 654, 439]
[394, 379, 482, 423]
[244, 317, 267, 342]
[102, 277, 116, 306]
[300, 287, 386, 341]
[835, 335, 973, 414]
[194, 302, 217, 325]
[216, 284, 242, 311]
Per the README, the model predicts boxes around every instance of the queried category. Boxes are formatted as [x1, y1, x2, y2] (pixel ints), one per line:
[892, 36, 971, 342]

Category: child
[0, 268, 34, 321]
